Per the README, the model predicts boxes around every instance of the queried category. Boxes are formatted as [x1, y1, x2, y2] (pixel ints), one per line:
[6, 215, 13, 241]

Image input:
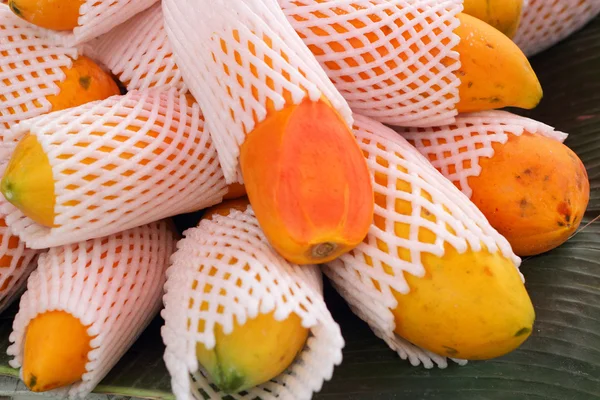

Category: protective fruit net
[3, 88, 227, 249]
[162, 207, 344, 400]
[90, 3, 186, 93]
[281, 0, 462, 127]
[400, 111, 569, 198]
[0, 6, 78, 131]
[324, 114, 520, 368]
[26, 0, 159, 47]
[162, 0, 352, 183]
[514, 0, 600, 56]
[8, 220, 177, 399]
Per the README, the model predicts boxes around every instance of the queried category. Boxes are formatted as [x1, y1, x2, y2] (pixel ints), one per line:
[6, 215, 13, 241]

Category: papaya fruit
[404, 119, 589, 257]
[0, 55, 120, 130]
[194, 199, 309, 393]
[240, 97, 374, 265]
[22, 311, 92, 392]
[331, 115, 535, 360]
[8, 0, 84, 31]
[285, 2, 541, 118]
[462, 0, 523, 38]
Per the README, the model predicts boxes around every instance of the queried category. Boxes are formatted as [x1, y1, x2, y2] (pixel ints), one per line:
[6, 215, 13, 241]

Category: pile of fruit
[0, 0, 597, 399]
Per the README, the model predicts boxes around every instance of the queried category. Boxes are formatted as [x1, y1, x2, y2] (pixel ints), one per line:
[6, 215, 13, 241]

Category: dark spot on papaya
[515, 327, 531, 337]
[557, 201, 570, 220]
[519, 198, 529, 209]
[28, 374, 37, 389]
[495, 83, 505, 89]
[443, 346, 459, 356]
[79, 76, 92, 90]
[483, 266, 493, 277]
[516, 175, 521, 180]
[467, 81, 473, 88]
[485, 43, 494, 49]
[544, 175, 550, 182]
[9, 1, 21, 16]
[557, 221, 566, 227]
[490, 97, 501, 103]
[457, 70, 466, 77]
[523, 169, 532, 175]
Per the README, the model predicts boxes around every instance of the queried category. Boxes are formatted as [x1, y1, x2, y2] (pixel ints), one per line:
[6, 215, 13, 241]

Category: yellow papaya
[195, 199, 310, 393]
[462, 0, 523, 38]
[8, 0, 84, 31]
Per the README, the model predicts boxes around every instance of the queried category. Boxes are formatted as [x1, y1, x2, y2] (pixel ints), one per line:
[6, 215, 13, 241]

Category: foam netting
[8, 220, 177, 399]
[514, 0, 600, 56]
[0, 6, 78, 131]
[324, 114, 521, 369]
[162, 206, 344, 400]
[90, 3, 186, 93]
[2, 88, 227, 249]
[399, 111, 569, 198]
[25, 0, 159, 48]
[281, 0, 462, 127]
[162, 0, 352, 183]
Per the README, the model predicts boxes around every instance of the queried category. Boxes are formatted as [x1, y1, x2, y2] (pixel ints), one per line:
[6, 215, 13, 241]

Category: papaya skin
[22, 311, 92, 392]
[47, 56, 120, 112]
[223, 183, 247, 201]
[196, 311, 308, 394]
[462, 0, 523, 38]
[0, 55, 120, 130]
[366, 146, 534, 360]
[8, 0, 84, 31]
[1, 134, 56, 228]
[240, 98, 374, 265]
[468, 132, 590, 256]
[195, 201, 309, 393]
[454, 13, 543, 113]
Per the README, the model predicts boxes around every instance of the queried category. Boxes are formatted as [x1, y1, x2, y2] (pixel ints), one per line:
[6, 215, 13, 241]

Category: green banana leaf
[0, 14, 598, 400]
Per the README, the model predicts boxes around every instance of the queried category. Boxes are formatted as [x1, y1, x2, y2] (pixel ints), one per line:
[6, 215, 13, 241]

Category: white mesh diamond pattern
[281, 0, 462, 127]
[400, 111, 568, 198]
[7, 220, 177, 399]
[27, 0, 159, 48]
[324, 114, 520, 368]
[162, 0, 353, 183]
[90, 3, 186, 93]
[514, 0, 600, 56]
[3, 88, 227, 249]
[162, 206, 344, 400]
[0, 6, 78, 131]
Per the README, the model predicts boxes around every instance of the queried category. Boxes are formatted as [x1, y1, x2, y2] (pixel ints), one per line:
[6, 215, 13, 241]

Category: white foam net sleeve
[281, 0, 462, 127]
[7, 220, 177, 399]
[0, 6, 78, 131]
[399, 111, 568, 198]
[26, 0, 159, 48]
[514, 0, 600, 56]
[2, 88, 227, 250]
[324, 114, 520, 369]
[162, 207, 344, 400]
[90, 3, 186, 93]
[162, 0, 353, 183]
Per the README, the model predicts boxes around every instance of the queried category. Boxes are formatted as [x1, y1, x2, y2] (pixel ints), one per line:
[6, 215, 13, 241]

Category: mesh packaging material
[514, 0, 600, 56]
[7, 220, 177, 399]
[400, 111, 569, 198]
[162, 0, 352, 183]
[2, 88, 227, 249]
[0, 6, 78, 131]
[23, 0, 159, 48]
[90, 3, 187, 93]
[325, 114, 521, 369]
[281, 0, 462, 127]
[162, 206, 344, 400]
